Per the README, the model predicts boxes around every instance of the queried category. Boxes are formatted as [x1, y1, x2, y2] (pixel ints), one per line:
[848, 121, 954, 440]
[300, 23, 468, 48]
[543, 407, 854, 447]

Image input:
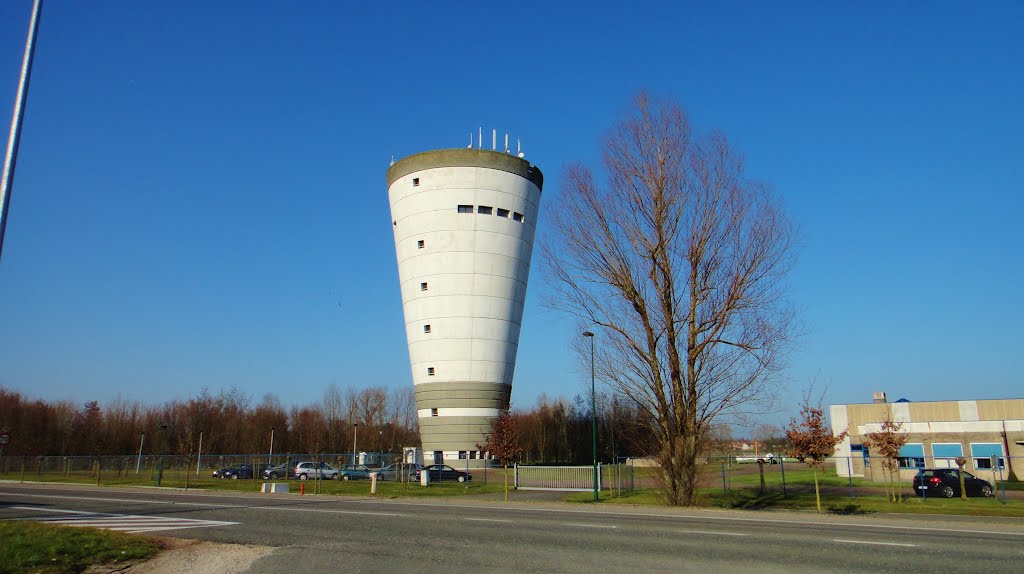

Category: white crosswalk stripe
[6, 505, 238, 533]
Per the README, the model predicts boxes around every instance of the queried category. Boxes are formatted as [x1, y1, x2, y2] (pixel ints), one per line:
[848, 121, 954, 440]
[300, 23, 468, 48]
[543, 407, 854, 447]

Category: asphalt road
[1, 483, 1022, 573]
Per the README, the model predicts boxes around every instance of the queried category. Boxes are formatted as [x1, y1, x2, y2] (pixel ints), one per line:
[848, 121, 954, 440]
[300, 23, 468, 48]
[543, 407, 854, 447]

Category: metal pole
[135, 432, 145, 476]
[196, 431, 203, 476]
[780, 457, 787, 498]
[268, 428, 274, 464]
[353, 423, 359, 466]
[583, 331, 598, 502]
[0, 0, 44, 263]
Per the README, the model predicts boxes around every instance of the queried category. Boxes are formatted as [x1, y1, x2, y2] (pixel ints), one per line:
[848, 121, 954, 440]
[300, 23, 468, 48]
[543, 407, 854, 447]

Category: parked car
[338, 464, 374, 481]
[262, 463, 297, 480]
[414, 464, 472, 483]
[378, 463, 423, 481]
[913, 468, 994, 498]
[212, 465, 245, 479]
[223, 464, 255, 480]
[293, 461, 339, 481]
[756, 453, 780, 464]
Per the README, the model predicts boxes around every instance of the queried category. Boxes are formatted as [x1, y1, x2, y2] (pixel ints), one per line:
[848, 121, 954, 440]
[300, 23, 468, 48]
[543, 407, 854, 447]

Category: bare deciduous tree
[544, 92, 796, 505]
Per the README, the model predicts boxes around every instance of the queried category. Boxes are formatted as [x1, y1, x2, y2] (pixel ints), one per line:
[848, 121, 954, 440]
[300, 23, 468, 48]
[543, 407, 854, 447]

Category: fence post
[847, 457, 853, 498]
[780, 457, 787, 498]
[721, 460, 727, 495]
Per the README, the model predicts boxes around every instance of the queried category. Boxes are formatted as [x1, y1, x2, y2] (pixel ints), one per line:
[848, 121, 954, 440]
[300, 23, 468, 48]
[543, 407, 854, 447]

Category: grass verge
[0, 521, 159, 574]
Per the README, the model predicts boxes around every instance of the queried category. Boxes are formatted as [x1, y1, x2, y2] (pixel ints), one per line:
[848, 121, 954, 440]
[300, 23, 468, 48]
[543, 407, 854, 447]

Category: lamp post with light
[582, 331, 598, 502]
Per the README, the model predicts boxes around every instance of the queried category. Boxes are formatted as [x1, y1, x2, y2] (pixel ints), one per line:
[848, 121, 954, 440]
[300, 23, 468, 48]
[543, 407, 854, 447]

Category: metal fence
[514, 464, 604, 491]
[0, 452, 398, 486]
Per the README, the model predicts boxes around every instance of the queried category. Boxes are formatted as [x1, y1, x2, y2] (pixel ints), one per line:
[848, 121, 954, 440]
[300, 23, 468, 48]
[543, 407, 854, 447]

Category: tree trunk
[813, 469, 821, 513]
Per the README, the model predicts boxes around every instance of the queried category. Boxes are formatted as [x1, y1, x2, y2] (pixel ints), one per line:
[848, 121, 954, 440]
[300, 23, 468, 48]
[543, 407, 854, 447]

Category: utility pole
[0, 0, 44, 263]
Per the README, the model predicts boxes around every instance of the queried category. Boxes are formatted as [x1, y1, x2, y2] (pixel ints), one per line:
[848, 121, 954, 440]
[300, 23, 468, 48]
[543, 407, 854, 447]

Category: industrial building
[830, 392, 1023, 481]
[386, 144, 543, 467]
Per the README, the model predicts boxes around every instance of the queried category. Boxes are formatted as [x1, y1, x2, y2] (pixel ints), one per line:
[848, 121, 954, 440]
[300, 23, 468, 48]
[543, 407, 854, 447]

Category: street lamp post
[352, 423, 359, 466]
[268, 427, 275, 464]
[582, 331, 598, 502]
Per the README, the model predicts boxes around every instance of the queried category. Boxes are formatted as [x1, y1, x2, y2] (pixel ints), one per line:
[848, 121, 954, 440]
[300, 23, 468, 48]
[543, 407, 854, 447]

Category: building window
[931, 443, 963, 469]
[417, 240, 425, 249]
[897, 443, 925, 469]
[458, 451, 467, 459]
[431, 408, 438, 416]
[496, 208, 510, 218]
[478, 206, 493, 215]
[413, 177, 420, 187]
[423, 324, 431, 333]
[513, 212, 524, 222]
[427, 367, 435, 376]
[970, 443, 1005, 470]
[458, 205, 473, 213]
[420, 282, 428, 291]
[469, 451, 477, 460]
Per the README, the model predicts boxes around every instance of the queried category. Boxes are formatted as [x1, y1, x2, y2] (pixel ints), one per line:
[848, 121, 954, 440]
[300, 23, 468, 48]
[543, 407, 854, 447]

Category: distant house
[830, 392, 1022, 482]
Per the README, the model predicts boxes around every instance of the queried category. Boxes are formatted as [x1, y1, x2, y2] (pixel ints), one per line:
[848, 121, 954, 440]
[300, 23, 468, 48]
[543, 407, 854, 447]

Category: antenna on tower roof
[390, 155, 395, 166]
[504, 133, 509, 153]
[468, 132, 473, 148]
[478, 127, 482, 151]
[517, 139, 524, 158]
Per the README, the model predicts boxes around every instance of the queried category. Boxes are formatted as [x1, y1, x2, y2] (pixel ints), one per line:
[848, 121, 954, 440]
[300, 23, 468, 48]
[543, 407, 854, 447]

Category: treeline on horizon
[0, 385, 665, 463]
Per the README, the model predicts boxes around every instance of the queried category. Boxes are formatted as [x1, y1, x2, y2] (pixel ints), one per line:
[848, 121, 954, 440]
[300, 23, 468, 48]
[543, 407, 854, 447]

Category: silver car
[293, 461, 339, 481]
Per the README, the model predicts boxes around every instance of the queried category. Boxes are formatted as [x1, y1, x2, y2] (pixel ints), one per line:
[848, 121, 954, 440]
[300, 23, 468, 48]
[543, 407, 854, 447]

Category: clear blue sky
[1, 1, 1021, 430]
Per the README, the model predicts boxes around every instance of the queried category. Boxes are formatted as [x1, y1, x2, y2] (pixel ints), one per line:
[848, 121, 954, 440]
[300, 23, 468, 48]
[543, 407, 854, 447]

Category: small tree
[786, 405, 847, 513]
[478, 409, 524, 501]
[863, 417, 908, 502]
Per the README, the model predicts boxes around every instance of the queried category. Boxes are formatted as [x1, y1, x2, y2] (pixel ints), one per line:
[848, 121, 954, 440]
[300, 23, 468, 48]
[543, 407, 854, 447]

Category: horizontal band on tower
[386, 148, 544, 190]
[418, 408, 501, 419]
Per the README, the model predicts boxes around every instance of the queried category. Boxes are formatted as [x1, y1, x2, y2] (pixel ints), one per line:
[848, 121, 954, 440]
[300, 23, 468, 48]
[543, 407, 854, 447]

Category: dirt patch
[88, 537, 275, 574]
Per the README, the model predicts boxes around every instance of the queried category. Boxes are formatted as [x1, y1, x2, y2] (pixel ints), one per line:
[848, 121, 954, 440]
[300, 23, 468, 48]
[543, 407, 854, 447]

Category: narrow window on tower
[423, 324, 431, 333]
[513, 212, 524, 222]
[427, 367, 435, 376]
[457, 205, 473, 213]
[496, 208, 510, 218]
[420, 282, 428, 291]
[412, 177, 420, 187]
[417, 240, 425, 249]
[431, 408, 438, 416]
[478, 206, 493, 215]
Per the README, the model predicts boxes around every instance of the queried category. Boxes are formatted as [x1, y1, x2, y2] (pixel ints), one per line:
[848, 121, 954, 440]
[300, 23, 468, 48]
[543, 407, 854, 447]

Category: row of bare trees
[1, 381, 697, 467]
[0, 384, 418, 459]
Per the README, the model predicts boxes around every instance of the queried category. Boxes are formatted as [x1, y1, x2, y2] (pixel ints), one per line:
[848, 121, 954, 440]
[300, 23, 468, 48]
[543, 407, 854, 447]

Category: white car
[293, 461, 339, 480]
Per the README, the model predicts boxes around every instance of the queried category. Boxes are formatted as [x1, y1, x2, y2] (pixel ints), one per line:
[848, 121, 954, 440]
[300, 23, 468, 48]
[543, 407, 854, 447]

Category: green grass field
[0, 521, 159, 574]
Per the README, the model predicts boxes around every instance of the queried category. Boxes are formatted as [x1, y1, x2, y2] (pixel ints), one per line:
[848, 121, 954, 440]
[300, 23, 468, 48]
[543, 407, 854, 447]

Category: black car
[223, 464, 255, 480]
[913, 468, 994, 498]
[414, 464, 472, 483]
[212, 465, 245, 479]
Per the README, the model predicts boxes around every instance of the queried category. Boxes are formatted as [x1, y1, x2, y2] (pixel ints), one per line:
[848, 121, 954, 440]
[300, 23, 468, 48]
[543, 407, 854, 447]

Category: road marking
[563, 522, 617, 529]
[833, 539, 916, 548]
[465, 517, 512, 523]
[676, 529, 747, 537]
[261, 506, 406, 517]
[5, 506, 237, 534]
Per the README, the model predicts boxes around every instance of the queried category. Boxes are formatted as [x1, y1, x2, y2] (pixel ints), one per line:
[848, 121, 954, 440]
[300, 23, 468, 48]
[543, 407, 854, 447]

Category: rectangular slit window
[423, 324, 431, 333]
[478, 206, 493, 215]
[431, 408, 438, 416]
[420, 282, 428, 291]
[427, 367, 435, 376]
[496, 208, 510, 218]
[412, 177, 420, 186]
[417, 240, 425, 249]
[458, 205, 473, 213]
[513, 212, 524, 222]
